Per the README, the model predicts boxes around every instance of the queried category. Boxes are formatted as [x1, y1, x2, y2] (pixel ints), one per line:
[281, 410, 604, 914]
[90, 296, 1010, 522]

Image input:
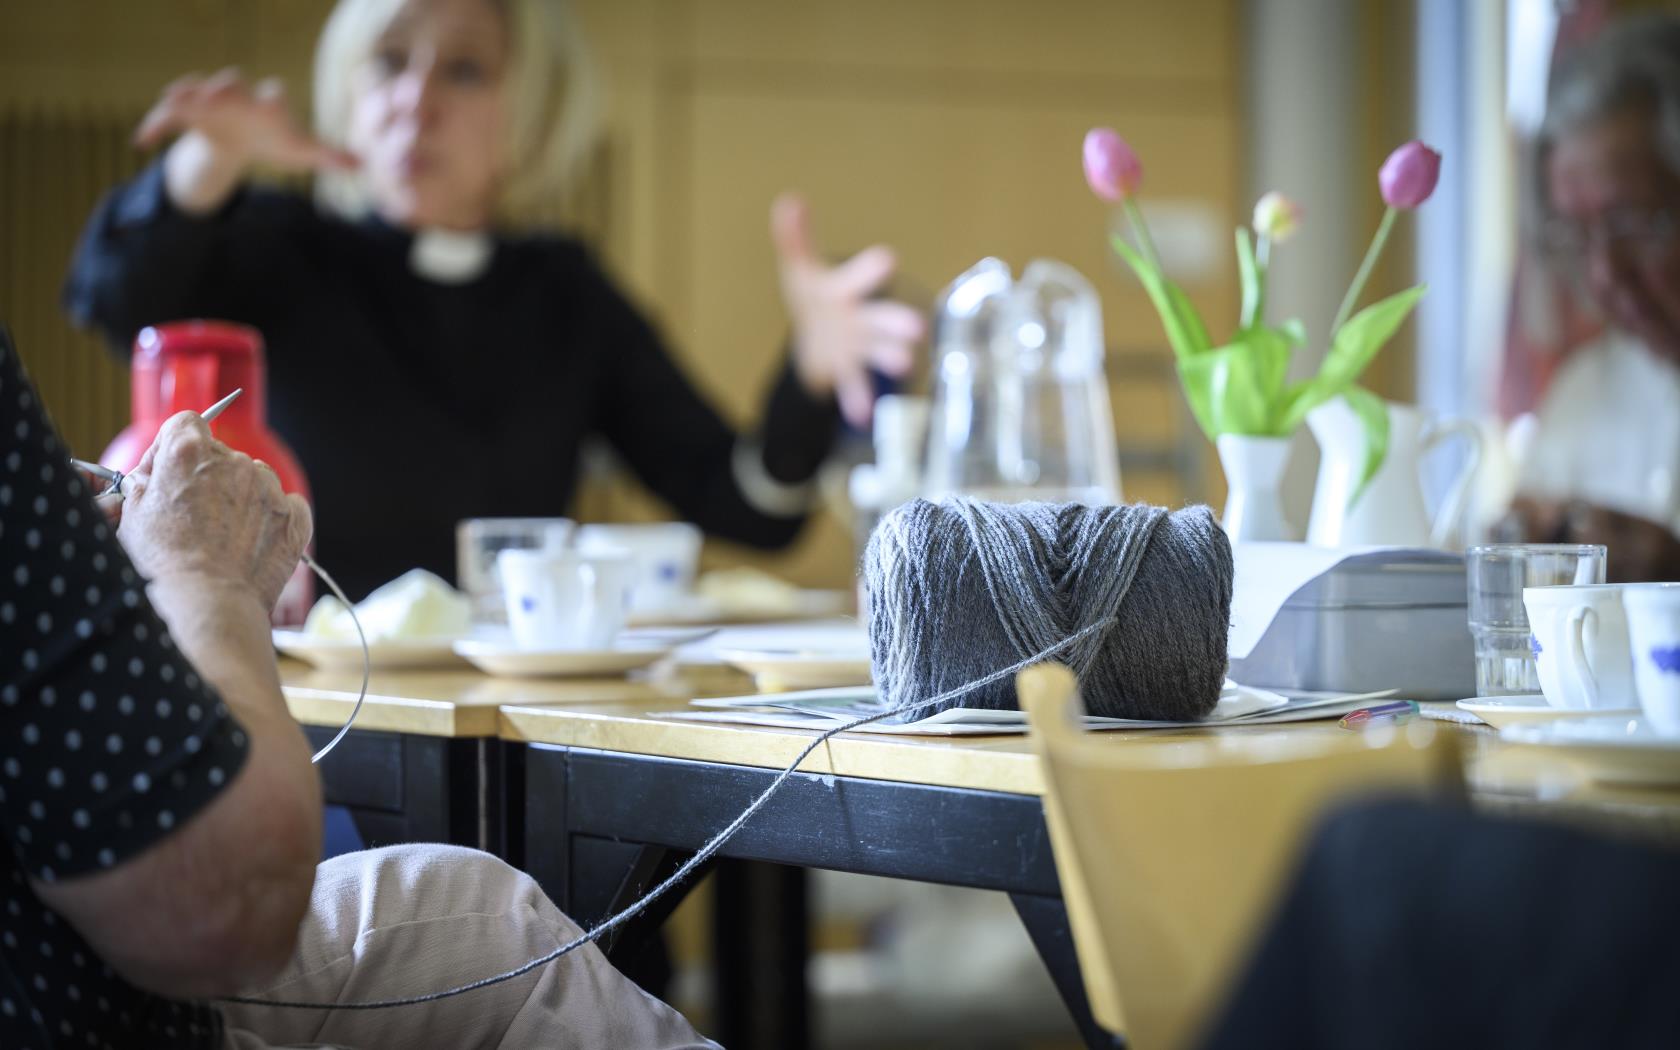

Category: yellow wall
[0, 0, 1239, 589]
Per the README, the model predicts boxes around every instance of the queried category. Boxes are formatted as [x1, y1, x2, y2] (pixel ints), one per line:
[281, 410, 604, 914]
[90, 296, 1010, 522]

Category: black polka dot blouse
[1, 328, 251, 1049]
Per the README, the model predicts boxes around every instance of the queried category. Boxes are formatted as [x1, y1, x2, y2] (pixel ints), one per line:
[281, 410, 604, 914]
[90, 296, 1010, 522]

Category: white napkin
[1211, 678, 1291, 720]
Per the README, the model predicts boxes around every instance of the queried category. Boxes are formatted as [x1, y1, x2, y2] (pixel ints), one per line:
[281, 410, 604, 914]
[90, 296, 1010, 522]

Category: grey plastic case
[1228, 550, 1475, 701]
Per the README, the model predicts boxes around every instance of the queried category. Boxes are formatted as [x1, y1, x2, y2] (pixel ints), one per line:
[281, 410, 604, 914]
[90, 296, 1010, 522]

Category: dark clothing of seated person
[1201, 798, 1680, 1050]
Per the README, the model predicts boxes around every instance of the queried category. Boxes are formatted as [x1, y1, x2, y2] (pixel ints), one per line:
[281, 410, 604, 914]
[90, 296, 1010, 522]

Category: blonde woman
[67, 0, 922, 600]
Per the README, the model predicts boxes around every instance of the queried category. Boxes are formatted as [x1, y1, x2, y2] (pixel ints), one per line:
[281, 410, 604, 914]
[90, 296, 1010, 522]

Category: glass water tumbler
[1466, 544, 1607, 696]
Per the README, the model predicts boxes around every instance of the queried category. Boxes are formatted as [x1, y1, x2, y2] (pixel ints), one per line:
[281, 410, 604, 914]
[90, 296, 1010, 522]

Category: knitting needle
[71, 388, 245, 498]
[199, 387, 244, 422]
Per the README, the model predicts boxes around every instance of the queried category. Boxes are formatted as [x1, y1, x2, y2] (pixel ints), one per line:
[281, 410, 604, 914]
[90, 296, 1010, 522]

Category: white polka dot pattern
[2, 333, 239, 1047]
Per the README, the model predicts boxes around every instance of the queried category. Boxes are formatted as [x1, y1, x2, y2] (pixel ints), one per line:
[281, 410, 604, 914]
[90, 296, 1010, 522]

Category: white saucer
[452, 639, 671, 678]
[718, 648, 873, 689]
[628, 590, 850, 627]
[1455, 695, 1639, 730]
[274, 630, 467, 671]
[1501, 715, 1680, 786]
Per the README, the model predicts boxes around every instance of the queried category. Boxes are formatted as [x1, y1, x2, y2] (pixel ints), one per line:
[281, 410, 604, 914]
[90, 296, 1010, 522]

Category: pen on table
[71, 389, 244, 498]
[1338, 699, 1418, 729]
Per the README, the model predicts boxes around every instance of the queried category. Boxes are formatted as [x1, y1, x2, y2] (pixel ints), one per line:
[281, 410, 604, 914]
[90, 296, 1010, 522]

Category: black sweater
[63, 164, 838, 598]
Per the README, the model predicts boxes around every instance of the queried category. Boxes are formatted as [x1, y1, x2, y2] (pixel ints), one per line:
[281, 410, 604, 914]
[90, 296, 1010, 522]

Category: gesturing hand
[135, 68, 356, 174]
[771, 193, 924, 427]
[136, 68, 357, 217]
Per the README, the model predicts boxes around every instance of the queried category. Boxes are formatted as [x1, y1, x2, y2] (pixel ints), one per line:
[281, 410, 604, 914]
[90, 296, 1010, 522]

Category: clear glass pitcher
[922, 258, 1122, 505]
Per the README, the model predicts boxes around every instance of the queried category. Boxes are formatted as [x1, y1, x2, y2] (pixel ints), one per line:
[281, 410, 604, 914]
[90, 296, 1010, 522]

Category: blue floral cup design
[1624, 584, 1680, 736]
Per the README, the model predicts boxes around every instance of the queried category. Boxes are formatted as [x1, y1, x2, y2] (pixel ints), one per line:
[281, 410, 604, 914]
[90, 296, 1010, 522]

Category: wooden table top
[282, 659, 1680, 829]
[280, 658, 756, 737]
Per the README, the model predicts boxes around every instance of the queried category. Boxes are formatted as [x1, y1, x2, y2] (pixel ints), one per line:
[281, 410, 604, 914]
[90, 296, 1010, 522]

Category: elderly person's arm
[22, 411, 323, 999]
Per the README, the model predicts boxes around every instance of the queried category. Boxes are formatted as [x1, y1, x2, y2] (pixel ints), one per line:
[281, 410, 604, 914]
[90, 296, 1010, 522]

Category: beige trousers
[220, 844, 720, 1050]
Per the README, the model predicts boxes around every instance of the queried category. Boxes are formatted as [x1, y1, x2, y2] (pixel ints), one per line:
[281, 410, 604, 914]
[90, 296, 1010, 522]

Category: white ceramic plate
[273, 630, 467, 671]
[719, 648, 873, 689]
[452, 639, 671, 678]
[627, 590, 850, 627]
[1501, 715, 1680, 786]
[1455, 695, 1639, 730]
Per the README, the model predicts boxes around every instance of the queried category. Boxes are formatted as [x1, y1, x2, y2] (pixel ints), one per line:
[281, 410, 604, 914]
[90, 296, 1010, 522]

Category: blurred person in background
[1201, 797, 1680, 1050]
[1501, 13, 1680, 581]
[64, 0, 923, 600]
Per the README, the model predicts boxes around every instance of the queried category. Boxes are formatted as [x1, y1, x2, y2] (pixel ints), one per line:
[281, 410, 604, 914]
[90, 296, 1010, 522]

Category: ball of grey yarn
[861, 498, 1232, 721]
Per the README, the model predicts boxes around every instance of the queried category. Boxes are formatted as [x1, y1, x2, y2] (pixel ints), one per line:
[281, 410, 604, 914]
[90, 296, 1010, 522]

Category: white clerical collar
[409, 228, 494, 283]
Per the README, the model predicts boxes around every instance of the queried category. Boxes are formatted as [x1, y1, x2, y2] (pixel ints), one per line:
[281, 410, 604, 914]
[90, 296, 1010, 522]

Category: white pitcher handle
[1422, 416, 1484, 548]
[1565, 604, 1601, 709]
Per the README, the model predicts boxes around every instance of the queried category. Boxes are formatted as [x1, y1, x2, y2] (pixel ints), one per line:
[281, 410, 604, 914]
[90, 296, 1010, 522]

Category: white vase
[1216, 434, 1297, 542]
[1305, 398, 1482, 549]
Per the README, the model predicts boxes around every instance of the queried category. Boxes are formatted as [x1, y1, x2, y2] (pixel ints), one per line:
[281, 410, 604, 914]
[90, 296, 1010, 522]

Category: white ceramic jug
[1215, 434, 1296, 542]
[1306, 398, 1482, 548]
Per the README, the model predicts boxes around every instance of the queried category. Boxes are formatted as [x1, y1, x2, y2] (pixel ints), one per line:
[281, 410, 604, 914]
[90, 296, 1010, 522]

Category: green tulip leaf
[1236, 227, 1261, 329]
[1177, 328, 1294, 439]
[1110, 235, 1211, 363]
[1319, 284, 1425, 392]
[1276, 285, 1425, 434]
[1229, 325, 1292, 413]
[1279, 317, 1307, 348]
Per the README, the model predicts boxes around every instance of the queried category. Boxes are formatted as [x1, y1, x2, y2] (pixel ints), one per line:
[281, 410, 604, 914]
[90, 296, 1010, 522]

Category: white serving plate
[273, 630, 467, 671]
[452, 639, 671, 678]
[718, 648, 873, 690]
[627, 589, 850, 627]
[1455, 695, 1638, 730]
[1500, 715, 1680, 786]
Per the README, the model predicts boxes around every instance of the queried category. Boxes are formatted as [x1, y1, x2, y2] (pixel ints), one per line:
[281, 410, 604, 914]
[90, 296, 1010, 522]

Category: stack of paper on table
[654, 680, 1396, 737]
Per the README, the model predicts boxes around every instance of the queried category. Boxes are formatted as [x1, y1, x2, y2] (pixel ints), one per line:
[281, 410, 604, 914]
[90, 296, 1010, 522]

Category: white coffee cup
[1523, 584, 1636, 710]
[576, 523, 702, 613]
[1622, 582, 1680, 735]
[456, 517, 575, 624]
[497, 549, 635, 650]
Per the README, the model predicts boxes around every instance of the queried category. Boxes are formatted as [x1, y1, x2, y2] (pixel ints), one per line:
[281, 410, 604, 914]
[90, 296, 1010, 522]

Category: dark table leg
[714, 859, 811, 1050]
[523, 746, 1104, 1050]
[568, 838, 716, 1001]
[1010, 892, 1127, 1049]
[520, 746, 713, 1003]
[303, 728, 501, 855]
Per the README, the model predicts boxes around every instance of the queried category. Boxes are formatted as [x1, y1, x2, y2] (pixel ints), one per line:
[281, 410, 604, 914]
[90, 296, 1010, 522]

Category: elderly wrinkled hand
[771, 193, 925, 427]
[116, 412, 313, 612]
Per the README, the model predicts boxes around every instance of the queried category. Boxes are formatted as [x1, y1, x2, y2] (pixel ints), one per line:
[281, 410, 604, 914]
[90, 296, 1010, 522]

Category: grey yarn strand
[217, 622, 1111, 1013]
[863, 498, 1233, 721]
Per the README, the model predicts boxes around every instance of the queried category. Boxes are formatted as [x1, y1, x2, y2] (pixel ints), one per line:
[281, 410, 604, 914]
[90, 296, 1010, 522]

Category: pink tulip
[1252, 191, 1302, 242]
[1083, 127, 1142, 202]
[1378, 140, 1442, 210]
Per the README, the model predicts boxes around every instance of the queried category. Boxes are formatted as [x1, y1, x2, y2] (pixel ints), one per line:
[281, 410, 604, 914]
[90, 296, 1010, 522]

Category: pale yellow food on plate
[302, 568, 471, 643]
[694, 567, 803, 615]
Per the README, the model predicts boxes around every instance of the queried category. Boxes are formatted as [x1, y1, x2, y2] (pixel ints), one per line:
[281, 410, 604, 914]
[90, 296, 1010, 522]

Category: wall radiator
[0, 105, 144, 458]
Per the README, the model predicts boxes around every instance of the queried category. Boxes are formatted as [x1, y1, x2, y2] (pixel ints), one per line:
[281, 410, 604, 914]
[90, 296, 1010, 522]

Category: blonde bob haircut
[312, 0, 599, 230]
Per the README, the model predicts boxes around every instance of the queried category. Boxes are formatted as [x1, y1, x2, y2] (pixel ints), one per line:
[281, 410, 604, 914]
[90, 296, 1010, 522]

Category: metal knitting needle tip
[70, 458, 122, 483]
[201, 388, 244, 422]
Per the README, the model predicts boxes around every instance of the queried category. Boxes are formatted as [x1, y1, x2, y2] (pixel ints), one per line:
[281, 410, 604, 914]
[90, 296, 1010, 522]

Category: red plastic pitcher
[101, 321, 315, 624]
